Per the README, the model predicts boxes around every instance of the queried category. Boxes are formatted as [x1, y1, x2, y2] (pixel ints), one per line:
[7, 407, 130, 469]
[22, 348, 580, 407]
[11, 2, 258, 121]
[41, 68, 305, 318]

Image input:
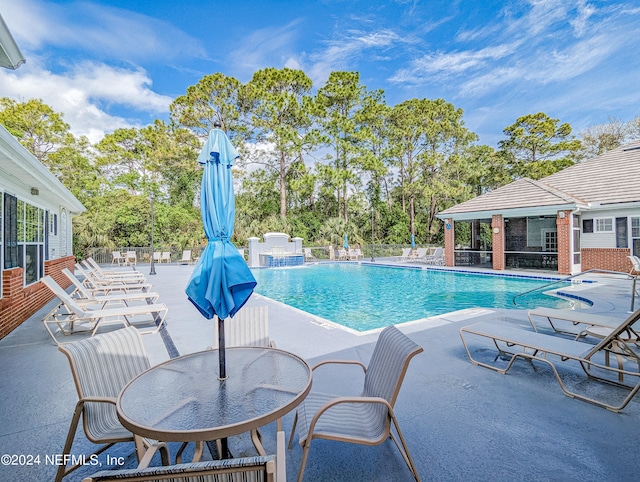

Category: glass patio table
[117, 346, 312, 458]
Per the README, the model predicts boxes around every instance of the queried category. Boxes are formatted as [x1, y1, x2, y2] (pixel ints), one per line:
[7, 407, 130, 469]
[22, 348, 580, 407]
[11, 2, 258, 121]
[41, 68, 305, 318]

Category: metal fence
[86, 244, 429, 265]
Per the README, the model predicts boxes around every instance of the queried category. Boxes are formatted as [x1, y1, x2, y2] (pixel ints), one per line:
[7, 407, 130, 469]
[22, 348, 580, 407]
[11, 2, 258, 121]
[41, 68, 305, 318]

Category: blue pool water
[250, 264, 574, 332]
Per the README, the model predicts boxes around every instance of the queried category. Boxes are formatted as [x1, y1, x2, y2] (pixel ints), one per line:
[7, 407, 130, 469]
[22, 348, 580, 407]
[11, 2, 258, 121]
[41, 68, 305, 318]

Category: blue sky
[0, 0, 638, 146]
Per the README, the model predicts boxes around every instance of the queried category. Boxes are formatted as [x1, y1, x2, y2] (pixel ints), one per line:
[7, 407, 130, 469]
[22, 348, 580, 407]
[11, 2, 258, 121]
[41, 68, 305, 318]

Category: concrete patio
[1, 261, 639, 481]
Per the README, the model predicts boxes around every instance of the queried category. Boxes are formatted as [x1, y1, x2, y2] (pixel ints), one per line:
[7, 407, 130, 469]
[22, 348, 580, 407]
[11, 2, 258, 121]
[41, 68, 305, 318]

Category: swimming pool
[250, 263, 575, 332]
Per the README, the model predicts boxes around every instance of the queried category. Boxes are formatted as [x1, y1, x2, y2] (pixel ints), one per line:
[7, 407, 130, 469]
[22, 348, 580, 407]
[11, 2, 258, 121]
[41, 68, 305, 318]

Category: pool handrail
[512, 269, 637, 311]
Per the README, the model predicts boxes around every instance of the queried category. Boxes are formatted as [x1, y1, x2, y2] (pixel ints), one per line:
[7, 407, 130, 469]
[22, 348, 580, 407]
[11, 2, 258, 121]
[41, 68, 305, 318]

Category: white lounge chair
[75, 264, 153, 294]
[85, 258, 146, 280]
[410, 247, 429, 262]
[395, 247, 414, 262]
[528, 307, 627, 338]
[423, 247, 444, 265]
[62, 268, 160, 309]
[460, 308, 640, 412]
[42, 276, 168, 343]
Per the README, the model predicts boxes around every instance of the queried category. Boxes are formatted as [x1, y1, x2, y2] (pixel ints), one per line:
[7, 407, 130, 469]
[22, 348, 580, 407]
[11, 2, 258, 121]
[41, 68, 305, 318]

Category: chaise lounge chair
[409, 247, 429, 262]
[459, 308, 640, 412]
[76, 264, 153, 293]
[62, 268, 160, 309]
[528, 307, 628, 338]
[422, 247, 444, 265]
[288, 325, 423, 481]
[85, 258, 147, 280]
[395, 247, 415, 262]
[42, 276, 168, 343]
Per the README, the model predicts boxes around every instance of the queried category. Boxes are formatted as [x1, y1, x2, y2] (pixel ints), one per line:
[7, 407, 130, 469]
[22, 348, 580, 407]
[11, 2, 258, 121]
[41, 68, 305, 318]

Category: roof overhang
[437, 203, 588, 222]
[0, 14, 25, 70]
[0, 125, 85, 213]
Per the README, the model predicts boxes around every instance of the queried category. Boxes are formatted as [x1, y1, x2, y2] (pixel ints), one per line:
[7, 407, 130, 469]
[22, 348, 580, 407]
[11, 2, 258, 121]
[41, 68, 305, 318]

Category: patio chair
[214, 305, 275, 349]
[179, 250, 193, 265]
[288, 325, 423, 481]
[303, 247, 316, 261]
[161, 251, 171, 263]
[348, 248, 363, 260]
[126, 250, 137, 266]
[629, 255, 640, 275]
[41, 276, 168, 343]
[56, 327, 170, 482]
[62, 268, 160, 309]
[86, 258, 146, 280]
[111, 251, 127, 266]
[153, 251, 162, 263]
[459, 307, 640, 412]
[81, 430, 286, 482]
[337, 248, 348, 261]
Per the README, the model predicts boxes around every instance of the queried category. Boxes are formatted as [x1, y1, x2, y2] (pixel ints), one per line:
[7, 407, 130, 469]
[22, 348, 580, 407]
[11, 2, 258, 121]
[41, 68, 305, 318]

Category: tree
[498, 112, 581, 179]
[241, 67, 314, 217]
[578, 116, 640, 159]
[0, 97, 69, 163]
[315, 71, 379, 223]
[170, 72, 245, 142]
[387, 98, 475, 243]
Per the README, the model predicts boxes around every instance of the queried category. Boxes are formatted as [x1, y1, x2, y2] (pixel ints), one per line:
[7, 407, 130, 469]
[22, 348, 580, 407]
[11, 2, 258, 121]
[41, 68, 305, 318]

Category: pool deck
[1, 260, 639, 481]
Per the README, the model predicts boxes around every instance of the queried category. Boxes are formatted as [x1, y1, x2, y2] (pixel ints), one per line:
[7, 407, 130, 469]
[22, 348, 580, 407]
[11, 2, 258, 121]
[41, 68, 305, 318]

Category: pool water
[250, 264, 574, 332]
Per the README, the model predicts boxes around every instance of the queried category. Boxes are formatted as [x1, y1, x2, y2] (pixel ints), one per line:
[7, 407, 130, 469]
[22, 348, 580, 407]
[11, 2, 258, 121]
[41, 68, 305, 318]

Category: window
[632, 217, 640, 257]
[595, 218, 613, 232]
[582, 219, 593, 233]
[12, 198, 45, 285]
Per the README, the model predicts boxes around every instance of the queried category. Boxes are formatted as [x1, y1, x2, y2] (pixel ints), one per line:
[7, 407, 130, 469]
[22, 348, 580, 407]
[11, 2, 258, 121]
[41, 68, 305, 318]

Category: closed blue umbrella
[185, 127, 256, 380]
[411, 234, 416, 249]
[343, 233, 349, 250]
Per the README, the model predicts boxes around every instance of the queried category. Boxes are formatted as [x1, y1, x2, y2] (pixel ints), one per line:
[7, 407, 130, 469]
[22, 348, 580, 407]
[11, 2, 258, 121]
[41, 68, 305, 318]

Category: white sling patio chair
[288, 325, 423, 481]
[179, 250, 193, 265]
[56, 327, 170, 482]
[42, 276, 168, 343]
[111, 251, 127, 266]
[213, 305, 275, 349]
[81, 430, 287, 482]
[527, 307, 628, 338]
[161, 251, 171, 263]
[62, 268, 160, 309]
[459, 307, 640, 412]
[394, 247, 414, 262]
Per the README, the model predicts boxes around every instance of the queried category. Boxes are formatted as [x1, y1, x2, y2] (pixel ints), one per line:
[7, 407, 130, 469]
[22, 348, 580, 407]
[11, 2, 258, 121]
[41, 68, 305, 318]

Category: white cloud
[0, 59, 172, 143]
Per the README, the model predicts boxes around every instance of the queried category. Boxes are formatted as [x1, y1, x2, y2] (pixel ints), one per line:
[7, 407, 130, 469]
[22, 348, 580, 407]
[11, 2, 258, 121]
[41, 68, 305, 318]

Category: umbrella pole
[218, 316, 227, 380]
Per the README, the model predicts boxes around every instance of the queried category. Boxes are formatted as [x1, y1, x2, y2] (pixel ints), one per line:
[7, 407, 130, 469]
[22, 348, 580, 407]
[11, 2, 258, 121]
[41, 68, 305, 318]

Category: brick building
[1, 124, 85, 338]
[437, 140, 640, 275]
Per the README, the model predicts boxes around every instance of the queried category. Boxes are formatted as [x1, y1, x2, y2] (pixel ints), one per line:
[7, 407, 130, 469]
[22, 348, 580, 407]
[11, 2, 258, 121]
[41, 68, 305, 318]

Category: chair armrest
[79, 396, 118, 405]
[311, 359, 366, 373]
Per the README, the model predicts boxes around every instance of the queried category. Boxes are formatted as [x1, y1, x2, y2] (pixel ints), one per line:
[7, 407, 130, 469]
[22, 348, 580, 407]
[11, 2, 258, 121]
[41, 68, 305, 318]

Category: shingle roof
[438, 139, 640, 218]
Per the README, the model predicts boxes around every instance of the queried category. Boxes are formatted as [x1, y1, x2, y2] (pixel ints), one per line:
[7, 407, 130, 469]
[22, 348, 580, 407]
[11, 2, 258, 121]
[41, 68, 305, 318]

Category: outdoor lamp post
[149, 194, 156, 275]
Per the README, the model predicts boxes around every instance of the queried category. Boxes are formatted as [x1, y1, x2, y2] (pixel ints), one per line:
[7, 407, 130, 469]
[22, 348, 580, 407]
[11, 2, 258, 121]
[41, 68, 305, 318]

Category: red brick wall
[444, 218, 454, 267]
[582, 248, 632, 273]
[556, 211, 572, 275]
[0, 256, 75, 340]
[492, 215, 504, 270]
